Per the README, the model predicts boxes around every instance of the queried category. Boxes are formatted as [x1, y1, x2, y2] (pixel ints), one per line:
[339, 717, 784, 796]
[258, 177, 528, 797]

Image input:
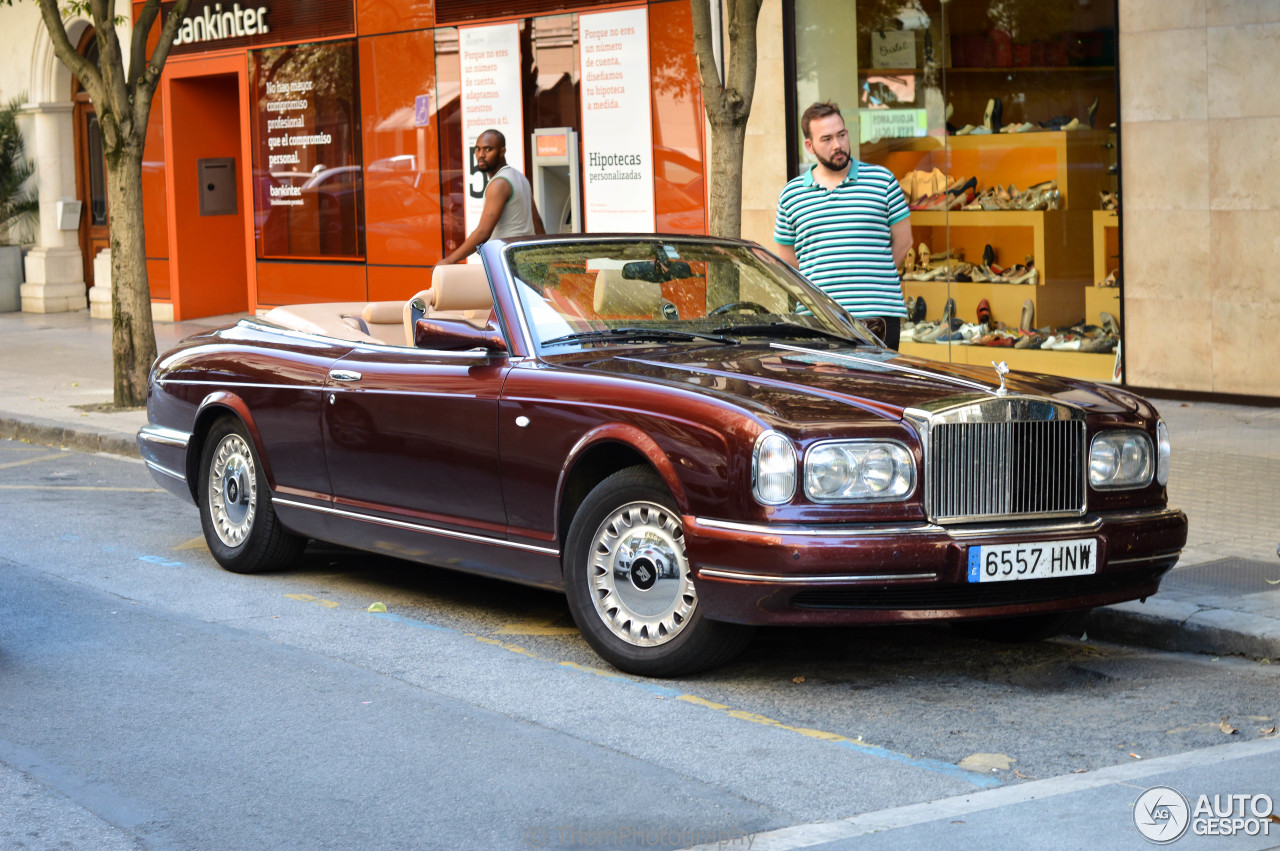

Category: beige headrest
[430, 263, 493, 311]
[593, 269, 661, 316]
[401, 288, 433, 346]
[361, 300, 404, 324]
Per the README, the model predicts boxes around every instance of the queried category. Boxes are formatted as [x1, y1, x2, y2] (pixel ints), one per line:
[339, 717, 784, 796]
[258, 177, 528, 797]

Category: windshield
[503, 238, 876, 352]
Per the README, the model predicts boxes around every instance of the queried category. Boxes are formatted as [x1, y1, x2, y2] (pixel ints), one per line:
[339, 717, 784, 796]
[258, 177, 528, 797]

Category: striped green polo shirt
[774, 160, 910, 318]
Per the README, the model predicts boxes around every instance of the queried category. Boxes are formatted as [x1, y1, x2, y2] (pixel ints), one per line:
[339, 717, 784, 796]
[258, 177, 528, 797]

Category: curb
[0, 415, 140, 458]
[1086, 599, 1280, 660]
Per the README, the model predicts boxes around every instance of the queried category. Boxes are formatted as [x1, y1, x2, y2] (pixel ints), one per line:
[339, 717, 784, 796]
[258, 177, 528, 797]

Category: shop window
[649, 0, 706, 235]
[251, 40, 365, 261]
[358, 29, 443, 267]
[789, 0, 1120, 383]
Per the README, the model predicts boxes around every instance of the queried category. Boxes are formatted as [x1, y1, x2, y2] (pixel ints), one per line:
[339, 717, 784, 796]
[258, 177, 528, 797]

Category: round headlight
[805, 444, 850, 498]
[753, 431, 797, 505]
[1090, 430, 1155, 489]
[1089, 439, 1119, 483]
[860, 446, 897, 493]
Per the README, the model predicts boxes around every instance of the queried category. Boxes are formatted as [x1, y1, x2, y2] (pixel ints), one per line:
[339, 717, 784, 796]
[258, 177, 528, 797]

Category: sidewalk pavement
[2, 309, 1277, 659]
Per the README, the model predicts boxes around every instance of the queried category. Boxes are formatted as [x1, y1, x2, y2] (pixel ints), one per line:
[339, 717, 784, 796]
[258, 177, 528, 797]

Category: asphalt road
[2, 438, 1278, 850]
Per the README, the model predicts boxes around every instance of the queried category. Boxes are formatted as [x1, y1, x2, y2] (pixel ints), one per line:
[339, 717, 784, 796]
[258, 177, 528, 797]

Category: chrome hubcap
[208, 433, 257, 548]
[588, 501, 695, 647]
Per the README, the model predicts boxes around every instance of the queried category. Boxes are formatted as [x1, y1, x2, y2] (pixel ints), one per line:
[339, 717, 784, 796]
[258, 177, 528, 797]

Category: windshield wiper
[710, 322, 860, 345]
[541, 327, 734, 348]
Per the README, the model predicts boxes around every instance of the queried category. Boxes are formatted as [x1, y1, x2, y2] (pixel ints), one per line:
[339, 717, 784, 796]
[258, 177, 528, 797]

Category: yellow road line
[284, 593, 340, 609]
[0, 452, 68, 470]
[492, 611, 579, 636]
[172, 536, 209, 551]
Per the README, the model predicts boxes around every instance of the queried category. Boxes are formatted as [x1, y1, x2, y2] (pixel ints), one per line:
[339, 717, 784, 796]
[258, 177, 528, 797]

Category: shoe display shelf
[866, 131, 1113, 379]
[864, 129, 1111, 211]
[1087, 209, 1120, 328]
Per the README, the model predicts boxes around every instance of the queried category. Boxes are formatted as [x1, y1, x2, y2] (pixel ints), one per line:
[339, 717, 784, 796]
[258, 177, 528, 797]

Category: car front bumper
[687, 506, 1188, 626]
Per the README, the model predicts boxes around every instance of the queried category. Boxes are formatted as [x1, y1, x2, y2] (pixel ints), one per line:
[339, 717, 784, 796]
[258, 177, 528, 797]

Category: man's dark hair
[478, 128, 506, 148]
[800, 101, 843, 140]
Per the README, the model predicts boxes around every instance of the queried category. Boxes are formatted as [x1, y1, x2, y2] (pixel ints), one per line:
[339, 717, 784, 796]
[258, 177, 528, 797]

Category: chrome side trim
[273, 498, 560, 557]
[693, 517, 937, 537]
[698, 568, 937, 584]
[143, 459, 187, 483]
[943, 516, 1103, 539]
[138, 425, 191, 448]
[1094, 506, 1185, 524]
[1108, 550, 1182, 566]
[693, 506, 1182, 540]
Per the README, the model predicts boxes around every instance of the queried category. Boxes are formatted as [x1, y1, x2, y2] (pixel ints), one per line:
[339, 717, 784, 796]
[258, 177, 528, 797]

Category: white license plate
[967, 538, 1098, 583]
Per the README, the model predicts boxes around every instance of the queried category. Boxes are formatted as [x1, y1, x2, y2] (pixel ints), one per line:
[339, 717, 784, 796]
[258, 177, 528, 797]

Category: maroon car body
[139, 235, 1187, 675]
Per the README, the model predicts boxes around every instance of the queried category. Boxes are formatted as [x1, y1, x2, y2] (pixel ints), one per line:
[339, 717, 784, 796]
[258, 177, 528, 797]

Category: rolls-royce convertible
[139, 235, 1187, 676]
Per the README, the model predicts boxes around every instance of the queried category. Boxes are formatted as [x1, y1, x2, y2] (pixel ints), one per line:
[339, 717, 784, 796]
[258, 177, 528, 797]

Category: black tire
[563, 466, 752, 677]
[198, 417, 305, 574]
[953, 609, 1089, 643]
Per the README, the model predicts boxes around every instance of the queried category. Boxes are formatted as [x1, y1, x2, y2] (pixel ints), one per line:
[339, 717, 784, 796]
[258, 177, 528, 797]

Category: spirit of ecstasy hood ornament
[992, 361, 1010, 396]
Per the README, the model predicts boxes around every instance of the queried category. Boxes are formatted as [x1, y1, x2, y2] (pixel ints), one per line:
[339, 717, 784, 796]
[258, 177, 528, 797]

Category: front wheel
[564, 466, 751, 677]
[198, 418, 305, 574]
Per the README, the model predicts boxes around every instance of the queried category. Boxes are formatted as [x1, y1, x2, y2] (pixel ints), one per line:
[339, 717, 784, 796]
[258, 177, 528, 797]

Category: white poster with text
[459, 23, 524, 236]
[579, 8, 655, 233]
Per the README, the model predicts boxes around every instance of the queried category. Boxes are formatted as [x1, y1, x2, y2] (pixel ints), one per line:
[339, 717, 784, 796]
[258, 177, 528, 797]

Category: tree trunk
[705, 110, 749, 239]
[106, 145, 156, 408]
[689, 0, 763, 240]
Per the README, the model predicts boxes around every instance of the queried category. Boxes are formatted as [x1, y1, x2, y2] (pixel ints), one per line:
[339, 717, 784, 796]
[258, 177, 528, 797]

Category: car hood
[551, 343, 1142, 425]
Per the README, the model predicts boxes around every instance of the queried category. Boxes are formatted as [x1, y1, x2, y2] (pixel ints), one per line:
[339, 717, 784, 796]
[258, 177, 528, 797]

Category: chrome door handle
[329, 369, 362, 382]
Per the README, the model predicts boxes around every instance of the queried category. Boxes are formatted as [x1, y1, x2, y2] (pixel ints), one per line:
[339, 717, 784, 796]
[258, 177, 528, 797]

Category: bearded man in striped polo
[773, 101, 913, 350]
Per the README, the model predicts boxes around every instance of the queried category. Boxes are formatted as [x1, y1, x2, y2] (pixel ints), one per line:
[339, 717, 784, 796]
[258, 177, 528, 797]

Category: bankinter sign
[173, 3, 270, 46]
[163, 0, 354, 55]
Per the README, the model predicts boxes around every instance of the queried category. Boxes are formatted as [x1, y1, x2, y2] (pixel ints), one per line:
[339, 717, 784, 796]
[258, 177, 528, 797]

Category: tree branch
[723, 0, 764, 121]
[91, 0, 132, 133]
[132, 0, 193, 131]
[128, 0, 161, 89]
[33, 0, 104, 104]
[144, 0, 192, 90]
[688, 0, 725, 122]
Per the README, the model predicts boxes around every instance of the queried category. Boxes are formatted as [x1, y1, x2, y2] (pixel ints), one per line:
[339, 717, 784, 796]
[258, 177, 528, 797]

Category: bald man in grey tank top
[439, 128, 544, 265]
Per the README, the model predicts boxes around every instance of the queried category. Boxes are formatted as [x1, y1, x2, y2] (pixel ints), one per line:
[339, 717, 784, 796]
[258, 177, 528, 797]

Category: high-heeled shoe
[901, 246, 916, 274]
[1087, 95, 1100, 129]
[918, 242, 931, 268]
[1008, 264, 1038, 285]
[983, 97, 1003, 133]
[910, 192, 945, 210]
[945, 189, 974, 210]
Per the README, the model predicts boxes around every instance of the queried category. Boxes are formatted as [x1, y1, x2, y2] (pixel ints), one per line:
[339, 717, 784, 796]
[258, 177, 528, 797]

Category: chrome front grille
[912, 398, 1088, 524]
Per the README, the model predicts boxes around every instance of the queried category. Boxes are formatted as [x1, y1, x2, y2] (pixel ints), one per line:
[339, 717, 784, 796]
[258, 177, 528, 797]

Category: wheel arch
[185, 392, 275, 500]
[555, 424, 686, 566]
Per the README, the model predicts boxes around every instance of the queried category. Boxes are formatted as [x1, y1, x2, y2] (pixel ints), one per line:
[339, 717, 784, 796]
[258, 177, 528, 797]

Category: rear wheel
[198, 418, 304, 574]
[564, 466, 751, 677]
[953, 609, 1089, 643]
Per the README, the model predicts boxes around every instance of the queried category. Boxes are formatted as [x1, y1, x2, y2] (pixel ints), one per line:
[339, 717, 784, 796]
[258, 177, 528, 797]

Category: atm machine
[530, 127, 581, 234]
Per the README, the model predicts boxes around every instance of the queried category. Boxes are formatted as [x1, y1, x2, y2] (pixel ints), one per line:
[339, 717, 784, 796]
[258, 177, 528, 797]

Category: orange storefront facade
[142, 0, 707, 320]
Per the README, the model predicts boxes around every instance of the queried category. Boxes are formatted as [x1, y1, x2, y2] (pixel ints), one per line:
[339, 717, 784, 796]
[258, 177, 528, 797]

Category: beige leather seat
[402, 263, 495, 345]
